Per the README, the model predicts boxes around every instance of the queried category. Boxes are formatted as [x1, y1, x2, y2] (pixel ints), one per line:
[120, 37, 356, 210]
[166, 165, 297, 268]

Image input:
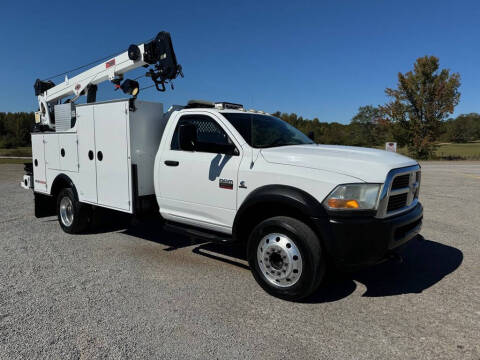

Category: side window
[171, 115, 236, 154]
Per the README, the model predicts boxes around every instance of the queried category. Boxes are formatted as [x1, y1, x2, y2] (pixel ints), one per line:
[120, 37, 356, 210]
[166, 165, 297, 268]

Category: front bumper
[313, 203, 423, 268]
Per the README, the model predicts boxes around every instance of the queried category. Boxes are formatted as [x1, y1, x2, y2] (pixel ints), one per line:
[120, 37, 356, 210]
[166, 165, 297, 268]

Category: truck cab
[151, 102, 423, 299]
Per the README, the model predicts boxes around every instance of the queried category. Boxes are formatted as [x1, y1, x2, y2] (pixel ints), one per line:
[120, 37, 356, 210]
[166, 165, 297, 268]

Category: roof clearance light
[214, 102, 244, 111]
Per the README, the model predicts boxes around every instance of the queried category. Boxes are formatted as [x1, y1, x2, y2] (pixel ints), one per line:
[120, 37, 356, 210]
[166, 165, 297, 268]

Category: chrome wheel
[59, 196, 74, 227]
[257, 233, 303, 287]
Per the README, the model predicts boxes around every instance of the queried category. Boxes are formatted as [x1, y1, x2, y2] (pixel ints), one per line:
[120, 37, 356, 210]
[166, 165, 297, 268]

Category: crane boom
[34, 31, 182, 130]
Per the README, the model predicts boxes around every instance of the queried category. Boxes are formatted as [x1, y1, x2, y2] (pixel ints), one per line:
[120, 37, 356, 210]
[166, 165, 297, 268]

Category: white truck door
[76, 105, 97, 203]
[158, 113, 242, 231]
[31, 134, 47, 193]
[94, 102, 131, 212]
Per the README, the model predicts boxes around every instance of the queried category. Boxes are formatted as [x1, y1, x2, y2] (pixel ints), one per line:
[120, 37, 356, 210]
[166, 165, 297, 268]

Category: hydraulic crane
[33, 31, 183, 130]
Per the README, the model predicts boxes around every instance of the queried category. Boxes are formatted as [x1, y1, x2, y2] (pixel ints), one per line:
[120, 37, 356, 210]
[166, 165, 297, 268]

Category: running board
[164, 221, 234, 243]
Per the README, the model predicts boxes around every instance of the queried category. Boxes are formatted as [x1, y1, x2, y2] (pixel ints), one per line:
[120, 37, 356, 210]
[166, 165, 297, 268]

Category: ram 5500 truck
[23, 31, 422, 300]
[23, 99, 423, 300]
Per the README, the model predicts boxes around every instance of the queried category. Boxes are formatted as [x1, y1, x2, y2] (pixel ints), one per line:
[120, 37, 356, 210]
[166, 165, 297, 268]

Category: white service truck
[22, 32, 423, 300]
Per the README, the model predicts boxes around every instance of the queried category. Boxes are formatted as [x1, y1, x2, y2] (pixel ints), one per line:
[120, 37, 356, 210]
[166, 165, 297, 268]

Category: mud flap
[34, 192, 56, 218]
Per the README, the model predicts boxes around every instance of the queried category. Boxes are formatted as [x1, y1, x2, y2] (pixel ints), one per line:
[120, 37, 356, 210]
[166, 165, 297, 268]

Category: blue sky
[0, 0, 479, 123]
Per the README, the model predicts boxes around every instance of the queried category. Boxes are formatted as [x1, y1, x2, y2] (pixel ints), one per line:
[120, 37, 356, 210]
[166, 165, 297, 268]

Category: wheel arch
[232, 185, 327, 243]
[50, 173, 79, 200]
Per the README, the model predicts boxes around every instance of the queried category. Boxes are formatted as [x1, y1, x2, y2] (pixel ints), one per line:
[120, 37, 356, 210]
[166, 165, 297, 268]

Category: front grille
[377, 165, 421, 218]
[387, 193, 408, 212]
[391, 174, 410, 189]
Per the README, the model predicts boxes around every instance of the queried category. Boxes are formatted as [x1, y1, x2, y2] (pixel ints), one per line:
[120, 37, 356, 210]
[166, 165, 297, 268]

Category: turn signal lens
[323, 184, 381, 210]
[327, 199, 359, 209]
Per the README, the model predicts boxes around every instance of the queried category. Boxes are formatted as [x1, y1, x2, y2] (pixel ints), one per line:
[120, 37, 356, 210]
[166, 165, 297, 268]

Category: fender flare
[232, 184, 327, 241]
[50, 173, 79, 200]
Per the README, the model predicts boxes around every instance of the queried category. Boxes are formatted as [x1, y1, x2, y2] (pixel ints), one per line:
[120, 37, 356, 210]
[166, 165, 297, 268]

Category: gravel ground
[0, 162, 479, 359]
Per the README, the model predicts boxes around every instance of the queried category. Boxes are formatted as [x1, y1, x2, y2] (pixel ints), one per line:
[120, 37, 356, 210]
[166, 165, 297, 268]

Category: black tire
[56, 188, 91, 234]
[247, 216, 325, 301]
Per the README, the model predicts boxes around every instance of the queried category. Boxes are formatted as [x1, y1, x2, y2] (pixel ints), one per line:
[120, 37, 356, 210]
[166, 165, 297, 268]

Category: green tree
[381, 56, 461, 159]
[446, 113, 480, 142]
[0, 112, 34, 148]
[350, 105, 385, 146]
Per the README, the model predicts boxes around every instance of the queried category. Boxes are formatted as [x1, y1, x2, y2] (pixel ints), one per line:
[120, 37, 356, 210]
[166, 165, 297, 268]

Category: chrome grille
[387, 193, 408, 211]
[376, 165, 421, 218]
[391, 174, 410, 189]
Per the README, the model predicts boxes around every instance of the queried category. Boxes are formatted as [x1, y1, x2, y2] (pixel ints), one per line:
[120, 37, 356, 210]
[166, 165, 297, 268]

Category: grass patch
[0, 146, 32, 157]
[435, 142, 480, 160]
[0, 158, 32, 165]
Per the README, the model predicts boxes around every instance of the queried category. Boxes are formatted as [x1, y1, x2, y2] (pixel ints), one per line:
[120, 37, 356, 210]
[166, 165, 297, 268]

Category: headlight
[323, 184, 381, 210]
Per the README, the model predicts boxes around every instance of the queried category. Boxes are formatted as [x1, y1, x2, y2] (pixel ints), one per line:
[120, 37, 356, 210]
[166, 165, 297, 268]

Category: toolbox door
[94, 102, 131, 212]
[59, 133, 79, 173]
[31, 134, 47, 193]
[76, 105, 98, 203]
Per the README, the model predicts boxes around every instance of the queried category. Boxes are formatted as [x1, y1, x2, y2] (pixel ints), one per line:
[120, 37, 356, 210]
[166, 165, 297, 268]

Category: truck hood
[260, 144, 418, 182]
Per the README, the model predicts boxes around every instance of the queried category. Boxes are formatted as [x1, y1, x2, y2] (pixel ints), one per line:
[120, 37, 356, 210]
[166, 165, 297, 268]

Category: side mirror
[308, 131, 315, 142]
[179, 123, 197, 151]
[218, 143, 239, 156]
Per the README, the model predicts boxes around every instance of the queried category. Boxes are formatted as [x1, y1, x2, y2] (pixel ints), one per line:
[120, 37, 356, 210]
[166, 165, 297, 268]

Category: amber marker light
[327, 199, 360, 209]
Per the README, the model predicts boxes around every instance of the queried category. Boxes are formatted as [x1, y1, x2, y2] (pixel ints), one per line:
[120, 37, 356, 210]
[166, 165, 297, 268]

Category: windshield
[221, 113, 314, 148]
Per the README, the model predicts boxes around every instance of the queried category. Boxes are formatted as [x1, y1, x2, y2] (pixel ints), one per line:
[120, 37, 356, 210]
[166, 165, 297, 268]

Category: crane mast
[34, 31, 182, 130]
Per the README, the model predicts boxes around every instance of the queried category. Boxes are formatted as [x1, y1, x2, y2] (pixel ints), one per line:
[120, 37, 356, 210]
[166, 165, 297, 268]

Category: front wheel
[247, 216, 325, 301]
[57, 188, 91, 234]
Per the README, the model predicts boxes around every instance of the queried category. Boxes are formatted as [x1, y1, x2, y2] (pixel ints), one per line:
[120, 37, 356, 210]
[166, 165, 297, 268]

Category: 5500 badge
[219, 179, 233, 190]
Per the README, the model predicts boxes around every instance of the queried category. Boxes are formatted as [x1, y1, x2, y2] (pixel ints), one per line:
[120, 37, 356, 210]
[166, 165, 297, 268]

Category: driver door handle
[165, 160, 179, 167]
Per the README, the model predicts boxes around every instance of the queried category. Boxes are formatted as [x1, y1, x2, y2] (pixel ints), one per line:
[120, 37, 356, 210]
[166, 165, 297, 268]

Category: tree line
[0, 112, 33, 148]
[273, 110, 480, 148]
[2, 109, 478, 154]
[275, 56, 476, 159]
[1, 56, 478, 158]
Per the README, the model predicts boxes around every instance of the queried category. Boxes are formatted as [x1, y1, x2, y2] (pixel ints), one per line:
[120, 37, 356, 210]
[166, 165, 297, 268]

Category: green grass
[0, 158, 32, 164]
[0, 146, 32, 157]
[434, 142, 480, 160]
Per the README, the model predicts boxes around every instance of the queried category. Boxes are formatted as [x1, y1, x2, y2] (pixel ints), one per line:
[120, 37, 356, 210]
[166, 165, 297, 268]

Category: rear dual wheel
[57, 188, 91, 234]
[247, 216, 325, 301]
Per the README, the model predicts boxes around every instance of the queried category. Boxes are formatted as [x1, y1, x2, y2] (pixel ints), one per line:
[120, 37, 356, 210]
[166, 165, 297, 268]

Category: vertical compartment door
[31, 134, 47, 193]
[94, 102, 131, 212]
[44, 134, 60, 170]
[76, 105, 97, 203]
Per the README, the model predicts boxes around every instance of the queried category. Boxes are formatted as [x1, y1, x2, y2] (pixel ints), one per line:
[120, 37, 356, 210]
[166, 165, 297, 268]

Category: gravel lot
[1, 162, 479, 359]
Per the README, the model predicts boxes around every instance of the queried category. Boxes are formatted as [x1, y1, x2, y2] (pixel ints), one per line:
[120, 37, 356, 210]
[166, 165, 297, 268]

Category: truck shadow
[88, 213, 463, 303]
[304, 236, 463, 303]
[185, 236, 463, 304]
